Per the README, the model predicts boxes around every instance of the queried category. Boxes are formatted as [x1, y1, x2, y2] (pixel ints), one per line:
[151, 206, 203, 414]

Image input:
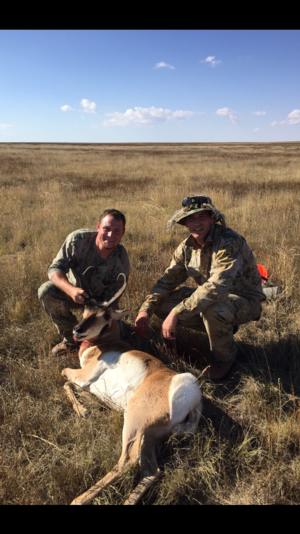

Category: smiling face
[95, 214, 125, 257]
[182, 211, 214, 245]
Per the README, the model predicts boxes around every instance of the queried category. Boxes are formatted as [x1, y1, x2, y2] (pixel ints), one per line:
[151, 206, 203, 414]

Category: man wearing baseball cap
[135, 195, 265, 381]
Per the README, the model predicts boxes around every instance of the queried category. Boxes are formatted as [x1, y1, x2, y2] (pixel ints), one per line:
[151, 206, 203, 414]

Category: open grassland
[0, 142, 300, 505]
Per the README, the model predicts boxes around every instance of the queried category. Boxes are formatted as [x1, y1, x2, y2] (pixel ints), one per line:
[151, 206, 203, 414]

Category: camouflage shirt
[48, 228, 130, 301]
[139, 224, 265, 316]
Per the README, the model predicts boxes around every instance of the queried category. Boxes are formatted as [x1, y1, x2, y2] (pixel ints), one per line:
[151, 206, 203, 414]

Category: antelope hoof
[61, 368, 69, 379]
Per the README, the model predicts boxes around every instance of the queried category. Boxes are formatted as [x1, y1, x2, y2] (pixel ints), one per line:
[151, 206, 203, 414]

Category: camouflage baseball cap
[167, 195, 222, 228]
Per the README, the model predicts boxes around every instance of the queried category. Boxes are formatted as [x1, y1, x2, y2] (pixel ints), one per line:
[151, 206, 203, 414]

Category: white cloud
[80, 98, 97, 113]
[216, 107, 238, 124]
[253, 111, 266, 116]
[271, 119, 287, 127]
[201, 55, 221, 67]
[0, 123, 13, 129]
[270, 110, 300, 127]
[287, 109, 300, 124]
[253, 128, 260, 132]
[104, 106, 194, 126]
[154, 61, 175, 70]
[60, 104, 72, 112]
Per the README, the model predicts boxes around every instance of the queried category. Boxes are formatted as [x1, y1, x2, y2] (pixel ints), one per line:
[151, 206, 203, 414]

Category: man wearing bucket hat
[135, 195, 265, 381]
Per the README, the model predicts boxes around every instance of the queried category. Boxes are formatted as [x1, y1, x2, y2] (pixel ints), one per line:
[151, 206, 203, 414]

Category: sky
[1, 29, 300, 143]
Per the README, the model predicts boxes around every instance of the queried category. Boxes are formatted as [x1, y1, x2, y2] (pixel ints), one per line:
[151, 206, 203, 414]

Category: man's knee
[38, 281, 68, 308]
[154, 287, 195, 319]
[203, 302, 235, 325]
[38, 281, 54, 302]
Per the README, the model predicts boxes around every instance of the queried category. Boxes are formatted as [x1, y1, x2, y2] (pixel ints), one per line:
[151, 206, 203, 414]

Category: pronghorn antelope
[62, 274, 202, 505]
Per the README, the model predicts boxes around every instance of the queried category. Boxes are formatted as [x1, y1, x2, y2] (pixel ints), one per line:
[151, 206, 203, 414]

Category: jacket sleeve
[138, 243, 188, 314]
[172, 237, 243, 315]
[47, 232, 76, 278]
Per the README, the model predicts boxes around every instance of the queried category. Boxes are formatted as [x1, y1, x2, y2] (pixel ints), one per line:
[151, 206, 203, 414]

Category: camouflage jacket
[48, 228, 130, 301]
[139, 224, 265, 316]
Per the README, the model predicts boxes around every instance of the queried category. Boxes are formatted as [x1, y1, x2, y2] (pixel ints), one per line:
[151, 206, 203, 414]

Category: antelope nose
[73, 331, 80, 343]
[73, 325, 80, 338]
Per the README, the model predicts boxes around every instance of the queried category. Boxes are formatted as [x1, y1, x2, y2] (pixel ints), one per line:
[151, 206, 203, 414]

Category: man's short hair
[99, 209, 126, 227]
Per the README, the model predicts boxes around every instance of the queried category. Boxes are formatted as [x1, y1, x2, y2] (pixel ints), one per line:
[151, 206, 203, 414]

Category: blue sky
[1, 29, 300, 143]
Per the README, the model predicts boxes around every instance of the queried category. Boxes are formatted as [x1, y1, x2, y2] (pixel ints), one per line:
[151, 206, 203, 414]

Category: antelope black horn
[101, 273, 127, 308]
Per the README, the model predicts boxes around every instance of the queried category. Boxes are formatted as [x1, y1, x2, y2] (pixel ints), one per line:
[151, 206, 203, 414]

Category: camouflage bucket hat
[167, 195, 226, 229]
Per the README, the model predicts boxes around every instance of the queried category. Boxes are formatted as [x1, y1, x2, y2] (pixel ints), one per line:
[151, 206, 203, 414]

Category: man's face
[96, 214, 125, 252]
[183, 211, 214, 243]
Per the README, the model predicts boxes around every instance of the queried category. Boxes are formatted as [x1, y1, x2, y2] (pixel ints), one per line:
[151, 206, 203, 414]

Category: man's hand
[135, 311, 150, 338]
[69, 287, 87, 305]
[162, 311, 178, 340]
[50, 272, 88, 305]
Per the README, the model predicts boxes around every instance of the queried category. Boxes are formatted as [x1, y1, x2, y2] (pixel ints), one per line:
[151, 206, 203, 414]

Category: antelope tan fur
[62, 274, 202, 505]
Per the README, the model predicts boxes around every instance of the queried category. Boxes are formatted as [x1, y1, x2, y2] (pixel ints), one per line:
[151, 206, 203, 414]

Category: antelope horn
[102, 273, 127, 308]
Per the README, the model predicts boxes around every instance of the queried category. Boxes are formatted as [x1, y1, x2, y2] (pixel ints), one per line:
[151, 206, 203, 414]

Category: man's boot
[207, 360, 235, 381]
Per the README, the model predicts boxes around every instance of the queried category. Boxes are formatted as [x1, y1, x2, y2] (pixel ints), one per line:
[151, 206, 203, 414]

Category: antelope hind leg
[72, 426, 143, 505]
[124, 433, 161, 505]
[71, 465, 123, 505]
[124, 470, 161, 505]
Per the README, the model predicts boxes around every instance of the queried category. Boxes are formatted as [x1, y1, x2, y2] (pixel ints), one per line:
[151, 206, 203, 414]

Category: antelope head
[73, 273, 127, 342]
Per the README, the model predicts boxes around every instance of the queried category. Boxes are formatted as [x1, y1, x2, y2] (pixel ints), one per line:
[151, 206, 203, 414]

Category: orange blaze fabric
[257, 263, 269, 280]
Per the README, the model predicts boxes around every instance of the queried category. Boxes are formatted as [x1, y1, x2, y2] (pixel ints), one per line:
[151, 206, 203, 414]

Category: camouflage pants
[153, 287, 262, 363]
[38, 281, 83, 342]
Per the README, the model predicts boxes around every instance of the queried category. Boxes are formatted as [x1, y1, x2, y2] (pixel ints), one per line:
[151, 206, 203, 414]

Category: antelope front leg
[63, 381, 88, 418]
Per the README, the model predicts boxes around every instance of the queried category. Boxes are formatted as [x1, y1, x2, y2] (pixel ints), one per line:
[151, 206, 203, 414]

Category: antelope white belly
[89, 350, 148, 410]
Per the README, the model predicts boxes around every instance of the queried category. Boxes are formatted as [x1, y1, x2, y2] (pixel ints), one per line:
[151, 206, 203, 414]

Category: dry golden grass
[0, 142, 300, 505]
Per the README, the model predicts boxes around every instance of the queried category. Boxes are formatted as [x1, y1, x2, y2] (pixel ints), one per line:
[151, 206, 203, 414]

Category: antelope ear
[110, 309, 128, 320]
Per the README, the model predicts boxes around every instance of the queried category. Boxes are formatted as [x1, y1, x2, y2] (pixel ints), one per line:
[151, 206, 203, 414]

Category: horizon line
[1, 140, 300, 145]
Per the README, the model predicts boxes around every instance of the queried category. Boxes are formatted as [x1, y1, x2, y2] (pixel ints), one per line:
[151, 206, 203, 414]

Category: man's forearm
[49, 271, 75, 298]
[138, 292, 164, 315]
